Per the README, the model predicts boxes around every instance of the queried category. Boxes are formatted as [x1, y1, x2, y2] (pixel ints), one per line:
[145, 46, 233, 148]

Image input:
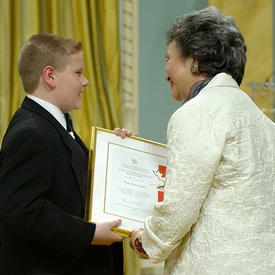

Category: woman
[130, 6, 275, 274]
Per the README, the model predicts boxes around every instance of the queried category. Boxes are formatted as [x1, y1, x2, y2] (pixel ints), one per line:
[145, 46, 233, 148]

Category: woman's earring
[191, 61, 199, 73]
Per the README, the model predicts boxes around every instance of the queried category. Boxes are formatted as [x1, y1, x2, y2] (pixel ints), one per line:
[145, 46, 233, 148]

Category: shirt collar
[26, 94, 67, 130]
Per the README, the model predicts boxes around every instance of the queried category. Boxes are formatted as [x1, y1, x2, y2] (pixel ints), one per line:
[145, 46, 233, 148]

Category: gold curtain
[0, 0, 122, 146]
[208, 0, 274, 120]
[0, 0, 139, 274]
[71, 0, 122, 145]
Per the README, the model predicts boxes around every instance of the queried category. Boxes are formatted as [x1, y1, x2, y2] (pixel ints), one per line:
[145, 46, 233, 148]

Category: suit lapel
[21, 97, 88, 208]
[65, 135, 88, 207]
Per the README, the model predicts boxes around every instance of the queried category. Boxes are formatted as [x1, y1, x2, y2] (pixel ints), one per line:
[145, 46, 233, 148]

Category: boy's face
[53, 51, 89, 112]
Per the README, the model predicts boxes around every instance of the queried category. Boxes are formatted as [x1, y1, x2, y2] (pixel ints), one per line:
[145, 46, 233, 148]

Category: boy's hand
[114, 128, 137, 138]
[91, 219, 123, 245]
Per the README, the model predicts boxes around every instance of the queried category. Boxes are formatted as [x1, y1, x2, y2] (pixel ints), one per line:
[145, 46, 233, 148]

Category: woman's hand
[129, 228, 149, 259]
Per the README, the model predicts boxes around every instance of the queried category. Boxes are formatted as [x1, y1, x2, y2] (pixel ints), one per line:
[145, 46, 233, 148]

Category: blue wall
[138, 0, 207, 143]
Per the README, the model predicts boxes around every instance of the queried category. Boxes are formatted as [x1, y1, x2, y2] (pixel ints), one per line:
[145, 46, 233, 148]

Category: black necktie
[64, 113, 73, 132]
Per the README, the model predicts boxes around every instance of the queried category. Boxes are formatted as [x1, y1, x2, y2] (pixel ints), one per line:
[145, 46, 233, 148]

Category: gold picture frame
[85, 127, 168, 237]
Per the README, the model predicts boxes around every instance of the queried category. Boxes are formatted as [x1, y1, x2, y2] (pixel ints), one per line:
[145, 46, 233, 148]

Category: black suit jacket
[0, 97, 123, 275]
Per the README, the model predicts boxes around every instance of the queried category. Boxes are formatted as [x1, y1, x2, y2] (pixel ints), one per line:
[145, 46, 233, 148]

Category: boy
[0, 33, 124, 275]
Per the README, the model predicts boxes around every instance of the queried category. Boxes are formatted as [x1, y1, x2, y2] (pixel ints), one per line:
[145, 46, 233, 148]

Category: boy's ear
[42, 66, 56, 89]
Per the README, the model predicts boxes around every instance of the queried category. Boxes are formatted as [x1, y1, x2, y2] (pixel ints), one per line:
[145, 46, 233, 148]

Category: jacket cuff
[141, 216, 180, 263]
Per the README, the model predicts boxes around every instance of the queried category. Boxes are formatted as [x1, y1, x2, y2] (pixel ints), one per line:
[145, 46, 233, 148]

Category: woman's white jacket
[142, 73, 275, 275]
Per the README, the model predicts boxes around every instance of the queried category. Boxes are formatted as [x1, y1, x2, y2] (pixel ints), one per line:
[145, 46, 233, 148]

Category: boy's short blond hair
[18, 33, 82, 93]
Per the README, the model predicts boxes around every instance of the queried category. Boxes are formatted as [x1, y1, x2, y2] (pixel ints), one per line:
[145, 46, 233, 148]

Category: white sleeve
[141, 104, 227, 263]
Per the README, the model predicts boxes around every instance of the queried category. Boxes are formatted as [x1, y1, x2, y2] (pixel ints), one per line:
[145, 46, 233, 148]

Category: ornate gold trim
[121, 0, 139, 133]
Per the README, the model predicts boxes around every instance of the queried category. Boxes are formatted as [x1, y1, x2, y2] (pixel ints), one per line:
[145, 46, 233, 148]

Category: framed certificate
[85, 127, 168, 237]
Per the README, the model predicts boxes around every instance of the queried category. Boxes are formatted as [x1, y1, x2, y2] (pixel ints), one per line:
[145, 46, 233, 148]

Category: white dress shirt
[27, 94, 75, 139]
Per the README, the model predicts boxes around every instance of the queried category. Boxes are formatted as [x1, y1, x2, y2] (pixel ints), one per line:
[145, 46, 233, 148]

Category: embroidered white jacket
[142, 73, 275, 275]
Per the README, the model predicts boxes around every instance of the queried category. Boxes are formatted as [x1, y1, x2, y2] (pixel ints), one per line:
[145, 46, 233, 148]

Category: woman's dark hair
[166, 6, 247, 85]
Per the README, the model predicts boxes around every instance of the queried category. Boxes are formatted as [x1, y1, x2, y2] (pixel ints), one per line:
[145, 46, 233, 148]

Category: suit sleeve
[0, 128, 95, 259]
[141, 105, 227, 263]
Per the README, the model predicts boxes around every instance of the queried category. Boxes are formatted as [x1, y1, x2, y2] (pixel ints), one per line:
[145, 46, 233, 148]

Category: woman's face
[165, 40, 198, 101]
